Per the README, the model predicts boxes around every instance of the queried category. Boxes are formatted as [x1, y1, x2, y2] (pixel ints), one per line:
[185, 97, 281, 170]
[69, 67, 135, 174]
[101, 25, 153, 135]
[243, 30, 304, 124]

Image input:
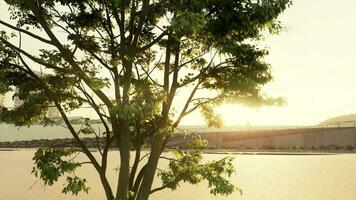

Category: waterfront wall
[198, 127, 356, 149]
[2, 124, 356, 150]
[0, 124, 104, 142]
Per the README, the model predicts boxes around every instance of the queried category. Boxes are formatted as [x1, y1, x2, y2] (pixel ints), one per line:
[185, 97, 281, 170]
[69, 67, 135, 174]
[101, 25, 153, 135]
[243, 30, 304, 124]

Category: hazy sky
[203, 0, 356, 126]
[1, 0, 356, 126]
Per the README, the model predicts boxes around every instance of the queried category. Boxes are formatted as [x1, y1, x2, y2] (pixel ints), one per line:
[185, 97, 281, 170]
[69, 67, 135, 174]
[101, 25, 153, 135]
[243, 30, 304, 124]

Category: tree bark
[116, 58, 133, 200]
[135, 34, 172, 200]
[129, 147, 141, 191]
[134, 135, 164, 200]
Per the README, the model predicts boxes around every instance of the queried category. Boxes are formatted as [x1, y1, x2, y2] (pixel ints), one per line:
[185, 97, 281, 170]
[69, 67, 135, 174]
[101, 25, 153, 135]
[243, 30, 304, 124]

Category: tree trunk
[117, 128, 130, 200]
[129, 147, 141, 190]
[99, 171, 115, 200]
[134, 135, 164, 200]
[135, 35, 173, 200]
[116, 58, 133, 200]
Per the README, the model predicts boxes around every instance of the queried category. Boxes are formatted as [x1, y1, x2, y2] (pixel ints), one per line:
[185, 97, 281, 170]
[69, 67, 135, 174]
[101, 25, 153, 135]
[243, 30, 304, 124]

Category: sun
[216, 104, 260, 126]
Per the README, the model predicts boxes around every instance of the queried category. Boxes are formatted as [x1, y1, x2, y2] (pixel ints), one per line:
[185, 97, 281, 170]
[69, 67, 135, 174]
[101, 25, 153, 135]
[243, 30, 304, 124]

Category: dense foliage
[0, 0, 291, 200]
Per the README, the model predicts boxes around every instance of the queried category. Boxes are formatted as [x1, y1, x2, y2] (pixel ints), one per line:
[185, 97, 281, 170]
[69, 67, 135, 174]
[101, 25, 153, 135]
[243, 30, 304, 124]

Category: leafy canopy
[0, 0, 291, 200]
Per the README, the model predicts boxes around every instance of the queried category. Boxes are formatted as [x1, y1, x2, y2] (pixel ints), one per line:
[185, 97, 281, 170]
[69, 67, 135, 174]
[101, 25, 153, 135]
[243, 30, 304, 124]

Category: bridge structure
[170, 121, 356, 149]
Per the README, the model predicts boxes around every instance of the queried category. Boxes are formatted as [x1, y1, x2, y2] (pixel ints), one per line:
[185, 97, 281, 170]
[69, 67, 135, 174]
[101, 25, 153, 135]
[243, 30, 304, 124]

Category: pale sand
[2, 150, 356, 200]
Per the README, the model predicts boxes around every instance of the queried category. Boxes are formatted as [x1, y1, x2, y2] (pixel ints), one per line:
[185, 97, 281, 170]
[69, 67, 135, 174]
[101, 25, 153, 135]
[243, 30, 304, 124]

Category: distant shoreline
[1, 138, 356, 155]
[0, 148, 352, 155]
[200, 150, 344, 155]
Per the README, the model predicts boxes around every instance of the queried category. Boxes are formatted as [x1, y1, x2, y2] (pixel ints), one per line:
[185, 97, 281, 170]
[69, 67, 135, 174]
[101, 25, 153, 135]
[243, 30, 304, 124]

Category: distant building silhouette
[13, 87, 60, 118]
[320, 114, 356, 127]
[12, 71, 60, 119]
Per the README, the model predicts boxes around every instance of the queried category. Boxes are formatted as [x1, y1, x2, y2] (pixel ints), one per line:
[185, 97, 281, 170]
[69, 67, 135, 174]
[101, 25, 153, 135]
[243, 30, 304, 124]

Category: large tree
[0, 0, 290, 200]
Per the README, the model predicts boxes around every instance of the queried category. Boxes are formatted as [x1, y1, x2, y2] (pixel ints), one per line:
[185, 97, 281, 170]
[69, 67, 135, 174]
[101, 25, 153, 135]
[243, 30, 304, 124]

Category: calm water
[0, 150, 356, 200]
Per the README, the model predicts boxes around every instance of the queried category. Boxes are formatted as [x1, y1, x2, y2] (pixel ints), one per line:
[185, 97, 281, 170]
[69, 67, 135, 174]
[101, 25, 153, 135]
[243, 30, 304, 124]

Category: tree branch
[0, 20, 54, 45]
[173, 82, 200, 128]
[150, 176, 181, 195]
[53, 99, 114, 200]
[27, 0, 113, 109]
[129, 146, 141, 190]
[0, 37, 65, 72]
[139, 30, 168, 52]
[76, 83, 113, 171]
[131, 0, 150, 47]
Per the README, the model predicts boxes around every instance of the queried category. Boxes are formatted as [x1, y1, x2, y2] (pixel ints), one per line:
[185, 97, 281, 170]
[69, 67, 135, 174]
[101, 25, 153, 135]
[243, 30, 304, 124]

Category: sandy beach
[1, 150, 356, 200]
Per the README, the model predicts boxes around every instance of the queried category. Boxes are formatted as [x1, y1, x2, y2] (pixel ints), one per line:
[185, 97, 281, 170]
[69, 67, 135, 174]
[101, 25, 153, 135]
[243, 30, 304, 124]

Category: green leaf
[32, 148, 81, 186]
[62, 176, 90, 196]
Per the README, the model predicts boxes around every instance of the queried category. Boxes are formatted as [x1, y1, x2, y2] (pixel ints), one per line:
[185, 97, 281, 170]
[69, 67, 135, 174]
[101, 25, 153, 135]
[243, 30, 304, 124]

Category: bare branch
[159, 156, 178, 162]
[76, 83, 113, 164]
[139, 30, 168, 52]
[177, 52, 206, 69]
[137, 63, 163, 87]
[173, 82, 201, 128]
[0, 20, 54, 45]
[79, 161, 93, 165]
[0, 37, 65, 72]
